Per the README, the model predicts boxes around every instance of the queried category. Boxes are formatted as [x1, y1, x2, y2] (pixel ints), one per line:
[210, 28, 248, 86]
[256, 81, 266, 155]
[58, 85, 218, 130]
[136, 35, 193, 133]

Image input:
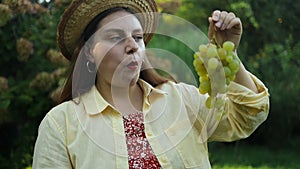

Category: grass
[209, 142, 300, 169]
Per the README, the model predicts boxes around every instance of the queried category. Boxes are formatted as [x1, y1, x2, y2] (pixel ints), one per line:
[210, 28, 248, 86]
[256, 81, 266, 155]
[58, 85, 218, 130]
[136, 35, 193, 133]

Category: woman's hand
[207, 10, 258, 93]
[208, 10, 242, 51]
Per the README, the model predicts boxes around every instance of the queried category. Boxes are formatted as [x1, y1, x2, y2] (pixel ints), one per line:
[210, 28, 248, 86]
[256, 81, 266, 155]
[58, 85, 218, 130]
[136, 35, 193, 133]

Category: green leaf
[0, 99, 10, 109]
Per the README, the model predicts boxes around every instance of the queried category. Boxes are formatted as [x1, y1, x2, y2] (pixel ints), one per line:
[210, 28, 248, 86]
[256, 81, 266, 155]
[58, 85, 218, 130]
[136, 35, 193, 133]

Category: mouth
[126, 61, 139, 70]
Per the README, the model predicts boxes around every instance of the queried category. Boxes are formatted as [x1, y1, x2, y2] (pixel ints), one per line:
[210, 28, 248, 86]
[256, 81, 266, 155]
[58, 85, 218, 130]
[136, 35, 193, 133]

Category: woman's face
[90, 11, 146, 87]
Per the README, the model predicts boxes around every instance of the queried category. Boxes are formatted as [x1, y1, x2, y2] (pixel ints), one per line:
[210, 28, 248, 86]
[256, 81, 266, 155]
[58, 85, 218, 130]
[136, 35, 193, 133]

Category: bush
[0, 0, 69, 168]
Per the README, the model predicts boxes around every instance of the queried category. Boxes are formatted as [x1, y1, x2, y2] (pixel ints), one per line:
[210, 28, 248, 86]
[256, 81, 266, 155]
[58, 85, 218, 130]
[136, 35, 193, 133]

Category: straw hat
[58, 0, 158, 60]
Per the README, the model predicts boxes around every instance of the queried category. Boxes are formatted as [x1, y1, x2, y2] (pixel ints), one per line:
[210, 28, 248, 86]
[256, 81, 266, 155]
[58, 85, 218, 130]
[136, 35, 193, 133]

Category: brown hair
[58, 7, 171, 104]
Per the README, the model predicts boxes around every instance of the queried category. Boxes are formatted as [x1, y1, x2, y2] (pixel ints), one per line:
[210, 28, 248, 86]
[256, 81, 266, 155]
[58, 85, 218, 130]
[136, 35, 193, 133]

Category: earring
[87, 61, 96, 73]
[139, 59, 143, 70]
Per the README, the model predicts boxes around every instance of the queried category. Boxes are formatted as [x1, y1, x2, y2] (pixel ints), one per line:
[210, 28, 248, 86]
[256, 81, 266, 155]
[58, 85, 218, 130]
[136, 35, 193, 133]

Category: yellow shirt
[32, 73, 269, 169]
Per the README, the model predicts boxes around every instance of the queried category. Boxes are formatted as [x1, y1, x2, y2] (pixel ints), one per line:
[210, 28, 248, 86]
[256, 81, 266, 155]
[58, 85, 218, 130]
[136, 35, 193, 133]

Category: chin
[111, 74, 139, 88]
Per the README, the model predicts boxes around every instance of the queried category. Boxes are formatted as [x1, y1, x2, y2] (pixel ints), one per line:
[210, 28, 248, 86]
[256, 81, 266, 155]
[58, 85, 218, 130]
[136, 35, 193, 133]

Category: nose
[125, 37, 138, 54]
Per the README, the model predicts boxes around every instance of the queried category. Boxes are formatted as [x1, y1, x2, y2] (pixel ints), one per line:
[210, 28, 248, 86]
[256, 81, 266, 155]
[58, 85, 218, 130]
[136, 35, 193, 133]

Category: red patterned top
[123, 112, 162, 169]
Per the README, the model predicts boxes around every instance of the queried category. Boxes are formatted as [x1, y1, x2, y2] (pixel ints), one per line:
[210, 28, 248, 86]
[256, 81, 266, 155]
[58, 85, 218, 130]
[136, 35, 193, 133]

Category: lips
[127, 61, 138, 70]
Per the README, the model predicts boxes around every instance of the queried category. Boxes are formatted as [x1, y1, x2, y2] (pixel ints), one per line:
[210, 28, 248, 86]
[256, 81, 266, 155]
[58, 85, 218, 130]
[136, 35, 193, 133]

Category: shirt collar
[79, 86, 110, 115]
[138, 79, 167, 97]
[79, 79, 167, 115]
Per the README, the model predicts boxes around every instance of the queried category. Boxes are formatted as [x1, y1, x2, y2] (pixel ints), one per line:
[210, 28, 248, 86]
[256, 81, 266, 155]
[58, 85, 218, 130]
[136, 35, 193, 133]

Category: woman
[32, 0, 270, 168]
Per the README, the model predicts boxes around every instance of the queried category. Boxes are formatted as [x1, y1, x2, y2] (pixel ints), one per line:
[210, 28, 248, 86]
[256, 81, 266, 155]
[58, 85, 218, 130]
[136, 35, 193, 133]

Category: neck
[96, 79, 143, 115]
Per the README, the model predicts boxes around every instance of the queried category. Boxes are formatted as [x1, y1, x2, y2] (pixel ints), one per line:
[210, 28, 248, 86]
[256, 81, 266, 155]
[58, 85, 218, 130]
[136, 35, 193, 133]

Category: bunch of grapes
[193, 41, 240, 108]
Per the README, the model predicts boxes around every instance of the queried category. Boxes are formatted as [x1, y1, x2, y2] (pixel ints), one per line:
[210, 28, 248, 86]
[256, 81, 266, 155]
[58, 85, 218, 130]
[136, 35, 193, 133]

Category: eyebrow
[102, 28, 143, 34]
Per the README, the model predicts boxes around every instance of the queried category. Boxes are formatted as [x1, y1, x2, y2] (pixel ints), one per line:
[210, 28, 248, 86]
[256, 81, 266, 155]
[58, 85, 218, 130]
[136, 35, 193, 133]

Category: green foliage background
[0, 0, 299, 168]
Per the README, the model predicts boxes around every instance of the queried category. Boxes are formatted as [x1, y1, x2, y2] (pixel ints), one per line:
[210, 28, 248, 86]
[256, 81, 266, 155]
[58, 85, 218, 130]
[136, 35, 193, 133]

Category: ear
[83, 45, 95, 63]
[91, 42, 107, 61]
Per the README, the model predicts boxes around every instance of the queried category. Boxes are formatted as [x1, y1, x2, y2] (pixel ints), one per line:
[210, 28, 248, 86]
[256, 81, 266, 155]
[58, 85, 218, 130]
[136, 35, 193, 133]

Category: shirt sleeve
[208, 72, 270, 142]
[176, 72, 269, 143]
[32, 111, 73, 169]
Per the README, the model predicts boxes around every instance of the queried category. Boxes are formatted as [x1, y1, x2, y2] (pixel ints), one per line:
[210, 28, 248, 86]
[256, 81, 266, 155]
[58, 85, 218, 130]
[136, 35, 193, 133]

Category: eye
[133, 35, 143, 42]
[110, 36, 122, 42]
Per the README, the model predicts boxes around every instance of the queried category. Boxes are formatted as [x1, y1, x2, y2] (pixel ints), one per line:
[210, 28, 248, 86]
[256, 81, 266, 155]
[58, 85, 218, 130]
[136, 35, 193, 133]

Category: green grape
[199, 75, 209, 82]
[194, 52, 200, 59]
[226, 77, 231, 85]
[205, 96, 212, 109]
[199, 86, 208, 94]
[207, 58, 219, 71]
[209, 43, 217, 48]
[193, 58, 201, 68]
[199, 44, 208, 53]
[223, 41, 235, 51]
[226, 54, 233, 63]
[207, 46, 218, 58]
[223, 66, 231, 77]
[196, 64, 207, 76]
[229, 74, 236, 81]
[218, 48, 227, 60]
[200, 80, 210, 93]
[229, 59, 240, 72]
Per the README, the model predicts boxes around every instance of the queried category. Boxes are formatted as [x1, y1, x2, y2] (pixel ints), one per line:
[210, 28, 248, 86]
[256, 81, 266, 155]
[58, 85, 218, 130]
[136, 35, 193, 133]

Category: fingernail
[213, 15, 218, 20]
[215, 22, 222, 27]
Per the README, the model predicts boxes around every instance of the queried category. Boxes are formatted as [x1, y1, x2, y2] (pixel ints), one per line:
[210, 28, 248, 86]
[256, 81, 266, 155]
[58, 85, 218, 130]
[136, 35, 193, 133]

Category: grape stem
[210, 33, 221, 48]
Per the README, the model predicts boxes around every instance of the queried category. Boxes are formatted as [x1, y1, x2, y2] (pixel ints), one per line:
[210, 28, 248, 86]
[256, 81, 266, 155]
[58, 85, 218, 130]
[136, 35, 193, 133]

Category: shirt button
[146, 132, 153, 137]
[160, 157, 168, 163]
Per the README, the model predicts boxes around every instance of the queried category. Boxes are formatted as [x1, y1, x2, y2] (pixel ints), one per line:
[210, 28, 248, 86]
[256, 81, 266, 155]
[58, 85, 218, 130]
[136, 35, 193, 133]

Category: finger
[208, 17, 215, 40]
[211, 10, 221, 22]
[226, 17, 242, 30]
[215, 11, 227, 29]
[221, 12, 236, 30]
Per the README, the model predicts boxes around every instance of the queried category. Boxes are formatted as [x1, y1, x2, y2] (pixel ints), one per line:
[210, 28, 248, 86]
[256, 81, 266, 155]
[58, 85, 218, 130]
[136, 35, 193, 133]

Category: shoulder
[159, 81, 200, 95]
[48, 100, 77, 118]
[158, 81, 207, 102]
[39, 100, 78, 132]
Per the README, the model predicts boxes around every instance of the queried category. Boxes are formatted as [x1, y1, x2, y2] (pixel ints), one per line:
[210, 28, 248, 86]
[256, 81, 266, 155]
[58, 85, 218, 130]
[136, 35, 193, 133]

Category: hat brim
[58, 0, 158, 60]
